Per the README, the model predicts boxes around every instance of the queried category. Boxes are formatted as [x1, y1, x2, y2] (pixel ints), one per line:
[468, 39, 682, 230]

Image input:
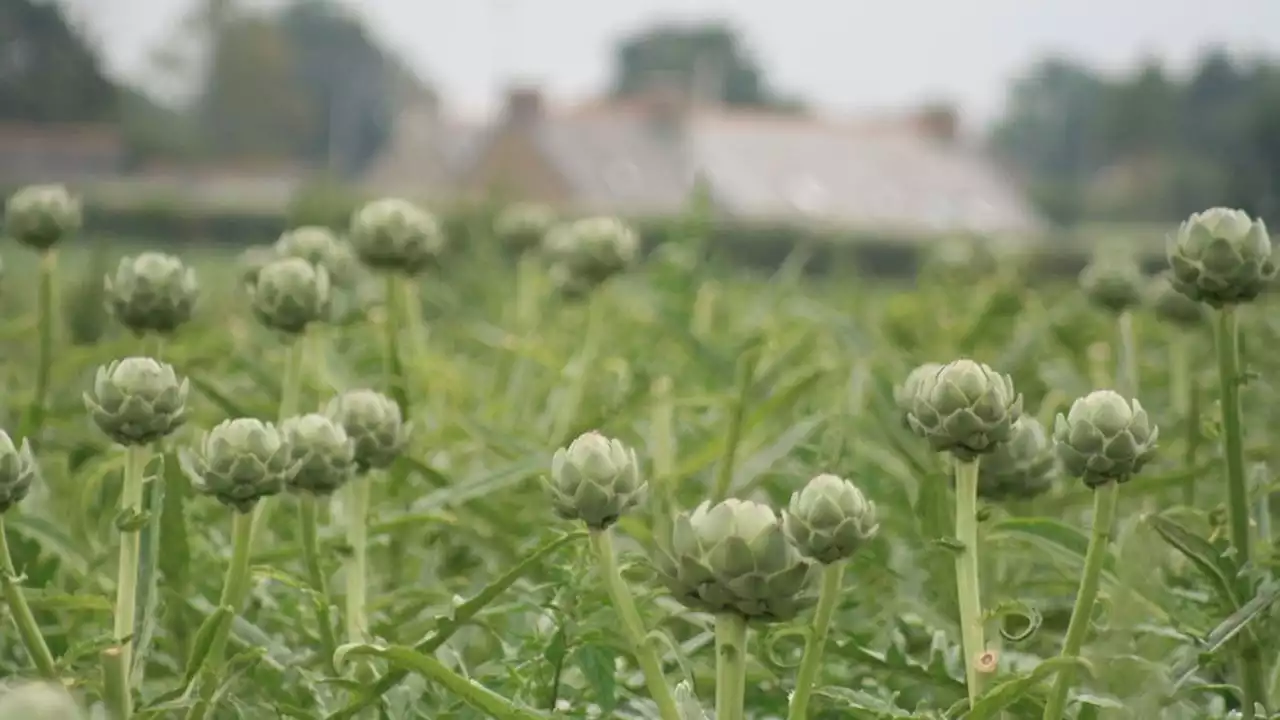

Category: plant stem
[22, 249, 57, 439]
[649, 376, 676, 541]
[587, 529, 680, 720]
[102, 646, 129, 720]
[953, 457, 987, 706]
[343, 472, 371, 643]
[0, 515, 57, 678]
[714, 613, 749, 720]
[788, 560, 844, 720]
[1117, 310, 1139, 397]
[300, 494, 339, 674]
[109, 444, 149, 716]
[1041, 480, 1120, 720]
[249, 337, 307, 551]
[186, 510, 257, 720]
[712, 346, 758, 503]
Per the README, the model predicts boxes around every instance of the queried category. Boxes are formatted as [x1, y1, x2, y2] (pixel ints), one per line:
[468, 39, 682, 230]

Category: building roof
[360, 97, 486, 199]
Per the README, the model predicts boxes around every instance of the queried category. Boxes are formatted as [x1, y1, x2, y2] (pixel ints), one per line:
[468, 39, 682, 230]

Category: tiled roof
[361, 101, 485, 199]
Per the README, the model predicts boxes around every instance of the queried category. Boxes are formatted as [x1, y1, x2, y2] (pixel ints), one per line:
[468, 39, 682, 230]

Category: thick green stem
[22, 249, 57, 439]
[102, 646, 129, 720]
[788, 561, 844, 720]
[588, 529, 680, 720]
[0, 515, 57, 678]
[108, 444, 149, 716]
[186, 510, 257, 720]
[953, 458, 987, 706]
[300, 494, 339, 674]
[343, 473, 371, 643]
[714, 613, 749, 720]
[1117, 310, 1139, 397]
[249, 338, 307, 550]
[1041, 481, 1120, 720]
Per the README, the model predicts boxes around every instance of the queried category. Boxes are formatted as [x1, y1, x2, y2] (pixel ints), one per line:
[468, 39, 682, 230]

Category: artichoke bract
[1168, 207, 1276, 307]
[3, 184, 82, 251]
[0, 430, 39, 514]
[1053, 390, 1158, 488]
[655, 499, 814, 622]
[906, 359, 1023, 461]
[781, 474, 878, 564]
[544, 216, 640, 287]
[0, 681, 87, 720]
[250, 257, 331, 334]
[1079, 259, 1143, 314]
[106, 252, 199, 335]
[281, 413, 356, 496]
[275, 226, 358, 287]
[494, 202, 556, 256]
[349, 197, 446, 275]
[324, 390, 409, 472]
[1146, 272, 1206, 328]
[84, 357, 188, 446]
[894, 362, 942, 431]
[977, 416, 1056, 500]
[545, 431, 645, 530]
[181, 418, 291, 512]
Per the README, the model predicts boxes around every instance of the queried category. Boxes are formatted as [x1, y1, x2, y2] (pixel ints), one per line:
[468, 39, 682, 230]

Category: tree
[0, 0, 117, 122]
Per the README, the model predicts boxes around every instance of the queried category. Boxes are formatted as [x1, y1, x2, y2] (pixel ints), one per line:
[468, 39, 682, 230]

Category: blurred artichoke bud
[1079, 259, 1143, 314]
[280, 413, 356, 496]
[84, 357, 188, 446]
[106, 252, 198, 335]
[1147, 272, 1207, 328]
[781, 474, 879, 564]
[1168, 207, 1276, 307]
[545, 431, 645, 530]
[182, 418, 290, 512]
[275, 226, 358, 287]
[324, 390, 409, 471]
[895, 362, 942, 432]
[0, 681, 87, 720]
[3, 184, 81, 251]
[494, 202, 556, 255]
[907, 359, 1023, 461]
[238, 246, 275, 288]
[977, 417, 1056, 500]
[655, 498, 814, 622]
[349, 198, 446, 275]
[0, 431, 39, 514]
[250, 257, 331, 334]
[545, 216, 639, 286]
[1054, 390, 1158, 488]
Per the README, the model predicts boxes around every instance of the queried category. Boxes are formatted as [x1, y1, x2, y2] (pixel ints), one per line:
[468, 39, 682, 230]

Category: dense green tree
[0, 0, 117, 122]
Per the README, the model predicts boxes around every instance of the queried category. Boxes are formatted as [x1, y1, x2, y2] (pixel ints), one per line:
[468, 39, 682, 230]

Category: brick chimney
[915, 102, 959, 143]
[503, 85, 543, 127]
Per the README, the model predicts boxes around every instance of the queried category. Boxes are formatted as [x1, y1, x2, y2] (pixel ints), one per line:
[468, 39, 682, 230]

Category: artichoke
[895, 362, 942, 431]
[1146, 272, 1207, 328]
[977, 417, 1056, 500]
[781, 474, 878, 564]
[250, 257, 331, 334]
[0, 681, 87, 720]
[324, 390, 409, 472]
[1168, 207, 1276, 307]
[655, 498, 814, 622]
[544, 216, 640, 288]
[1079, 258, 1143, 314]
[544, 431, 645, 530]
[106, 252, 199, 335]
[494, 202, 556, 256]
[84, 357, 188, 446]
[280, 413, 356, 496]
[349, 197, 446, 275]
[181, 418, 291, 512]
[0, 430, 39, 514]
[906, 359, 1023, 461]
[1053, 390, 1158, 488]
[274, 226, 358, 287]
[3, 184, 81, 251]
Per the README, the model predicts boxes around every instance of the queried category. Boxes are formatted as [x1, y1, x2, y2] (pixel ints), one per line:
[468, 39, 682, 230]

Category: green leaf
[1147, 514, 1242, 609]
[964, 656, 1093, 719]
[1170, 581, 1280, 688]
[574, 643, 618, 715]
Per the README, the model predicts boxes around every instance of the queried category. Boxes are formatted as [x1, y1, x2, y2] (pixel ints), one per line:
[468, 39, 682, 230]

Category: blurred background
[6, 0, 1280, 270]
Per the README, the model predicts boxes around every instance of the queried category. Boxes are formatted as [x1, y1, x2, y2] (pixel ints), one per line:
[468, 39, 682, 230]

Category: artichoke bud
[182, 418, 291, 512]
[349, 198, 446, 275]
[275, 226, 358, 287]
[324, 390, 409, 472]
[281, 413, 356, 496]
[1053, 390, 1158, 488]
[1146, 272, 1207, 328]
[0, 430, 39, 514]
[545, 217, 640, 286]
[105, 252, 199, 335]
[1168, 207, 1276, 307]
[0, 680, 88, 720]
[655, 498, 815, 622]
[249, 257, 331, 334]
[84, 357, 189, 446]
[545, 430, 645, 530]
[3, 184, 82, 251]
[781, 474, 878, 564]
[895, 362, 942, 432]
[1079, 259, 1143, 314]
[494, 202, 556, 255]
[906, 359, 1023, 461]
[977, 417, 1056, 500]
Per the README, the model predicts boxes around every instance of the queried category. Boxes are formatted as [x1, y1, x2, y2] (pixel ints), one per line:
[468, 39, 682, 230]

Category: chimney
[504, 85, 543, 127]
[915, 102, 959, 143]
[640, 75, 691, 137]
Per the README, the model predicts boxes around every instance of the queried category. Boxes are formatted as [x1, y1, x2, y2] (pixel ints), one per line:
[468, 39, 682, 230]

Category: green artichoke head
[545, 217, 639, 288]
[274, 226, 358, 287]
[3, 184, 82, 251]
[781, 473, 878, 564]
[1168, 207, 1276, 307]
[0, 430, 39, 514]
[1053, 390, 1158, 488]
[895, 362, 943, 432]
[1079, 258, 1143, 314]
[105, 252, 199, 335]
[84, 357, 189, 446]
[545, 430, 645, 530]
[249, 257, 331, 335]
[280, 413, 356, 496]
[494, 202, 557, 255]
[349, 197, 446, 275]
[1146, 272, 1207, 328]
[977, 416, 1057, 500]
[907, 359, 1023, 461]
[324, 389, 409, 472]
[181, 418, 291, 513]
[655, 498, 815, 622]
[0, 680, 87, 720]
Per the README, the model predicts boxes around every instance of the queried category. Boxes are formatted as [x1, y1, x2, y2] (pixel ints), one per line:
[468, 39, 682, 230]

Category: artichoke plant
[781, 474, 879, 564]
[181, 418, 292, 512]
[977, 416, 1056, 500]
[1079, 258, 1143, 314]
[275, 226, 358, 287]
[249, 257, 331, 335]
[906, 359, 1023, 460]
[655, 498, 814, 622]
[1168, 207, 1276, 307]
[1146, 272, 1206, 328]
[324, 390, 409, 472]
[545, 431, 646, 530]
[349, 197, 446, 275]
[280, 413, 356, 496]
[894, 362, 942, 431]
[544, 216, 640, 291]
[1053, 390, 1158, 487]
[84, 357, 189, 446]
[494, 202, 556, 256]
[4, 184, 82, 251]
[105, 252, 199, 335]
[0, 430, 39, 514]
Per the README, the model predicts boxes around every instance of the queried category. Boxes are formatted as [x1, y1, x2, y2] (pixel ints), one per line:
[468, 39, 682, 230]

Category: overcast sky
[76, 0, 1280, 127]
